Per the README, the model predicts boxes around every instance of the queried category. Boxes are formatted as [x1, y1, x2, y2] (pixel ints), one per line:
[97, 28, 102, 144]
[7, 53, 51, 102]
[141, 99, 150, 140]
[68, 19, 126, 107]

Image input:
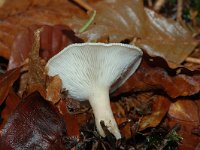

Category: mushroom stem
[89, 87, 121, 139]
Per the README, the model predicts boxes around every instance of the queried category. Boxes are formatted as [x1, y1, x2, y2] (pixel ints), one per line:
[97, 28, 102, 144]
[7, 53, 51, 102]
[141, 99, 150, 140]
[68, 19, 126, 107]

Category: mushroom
[47, 43, 142, 139]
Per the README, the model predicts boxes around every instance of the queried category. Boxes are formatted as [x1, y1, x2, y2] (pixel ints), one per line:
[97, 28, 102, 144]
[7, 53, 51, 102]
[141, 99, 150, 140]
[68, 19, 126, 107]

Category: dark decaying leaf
[0, 67, 20, 105]
[0, 92, 67, 150]
[111, 93, 171, 139]
[0, 90, 21, 129]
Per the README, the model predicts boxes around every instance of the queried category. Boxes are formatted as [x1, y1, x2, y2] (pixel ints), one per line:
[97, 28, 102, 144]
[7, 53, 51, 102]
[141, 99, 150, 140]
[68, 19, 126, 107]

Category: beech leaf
[0, 92, 67, 149]
[0, 67, 20, 105]
[72, 0, 197, 67]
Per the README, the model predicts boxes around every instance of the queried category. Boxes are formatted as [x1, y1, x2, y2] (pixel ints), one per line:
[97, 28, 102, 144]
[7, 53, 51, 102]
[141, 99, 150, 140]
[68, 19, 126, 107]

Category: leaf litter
[0, 0, 200, 149]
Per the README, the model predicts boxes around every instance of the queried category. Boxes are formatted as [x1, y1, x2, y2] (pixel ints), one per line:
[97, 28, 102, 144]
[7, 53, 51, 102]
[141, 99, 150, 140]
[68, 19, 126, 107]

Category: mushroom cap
[47, 43, 142, 101]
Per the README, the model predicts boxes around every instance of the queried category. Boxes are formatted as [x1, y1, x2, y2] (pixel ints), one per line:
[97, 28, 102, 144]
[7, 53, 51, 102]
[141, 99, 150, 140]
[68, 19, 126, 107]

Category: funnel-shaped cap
[47, 43, 142, 100]
[47, 43, 142, 139]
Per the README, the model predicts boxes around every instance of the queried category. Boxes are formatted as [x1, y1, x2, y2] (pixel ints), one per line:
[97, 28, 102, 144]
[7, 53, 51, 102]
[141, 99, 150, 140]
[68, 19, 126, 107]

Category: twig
[153, 0, 166, 12]
[79, 10, 96, 33]
[73, 0, 94, 12]
[185, 57, 200, 65]
[177, 0, 183, 22]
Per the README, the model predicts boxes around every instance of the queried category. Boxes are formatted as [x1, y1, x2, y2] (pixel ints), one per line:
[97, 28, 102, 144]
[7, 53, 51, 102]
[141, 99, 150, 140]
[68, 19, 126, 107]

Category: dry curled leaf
[0, 92, 67, 150]
[25, 28, 46, 97]
[46, 75, 62, 104]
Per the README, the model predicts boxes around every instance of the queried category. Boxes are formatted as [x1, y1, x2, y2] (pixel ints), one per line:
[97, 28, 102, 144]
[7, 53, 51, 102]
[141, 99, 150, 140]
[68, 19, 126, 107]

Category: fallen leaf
[0, 67, 20, 105]
[57, 99, 80, 138]
[168, 100, 200, 123]
[0, 90, 21, 129]
[167, 99, 200, 149]
[0, 0, 85, 59]
[8, 25, 83, 70]
[114, 55, 200, 98]
[1, 0, 197, 68]
[25, 28, 46, 97]
[139, 96, 170, 131]
[46, 75, 62, 104]
[191, 125, 200, 136]
[168, 118, 200, 150]
[0, 92, 67, 149]
[72, 0, 197, 67]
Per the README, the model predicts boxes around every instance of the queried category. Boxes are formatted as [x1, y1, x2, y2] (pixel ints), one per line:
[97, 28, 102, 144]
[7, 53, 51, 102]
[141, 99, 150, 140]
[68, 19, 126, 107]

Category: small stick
[177, 0, 183, 22]
[73, 0, 94, 12]
[185, 57, 200, 65]
[153, 0, 166, 11]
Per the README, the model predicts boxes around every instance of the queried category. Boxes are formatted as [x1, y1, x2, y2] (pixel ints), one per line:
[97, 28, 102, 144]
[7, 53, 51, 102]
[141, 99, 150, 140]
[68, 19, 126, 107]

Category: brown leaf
[167, 99, 200, 149]
[0, 67, 20, 105]
[0, 0, 197, 68]
[115, 117, 132, 139]
[0, 0, 86, 20]
[168, 118, 200, 150]
[46, 75, 62, 104]
[168, 100, 200, 123]
[0, 90, 21, 129]
[0, 92, 67, 149]
[25, 28, 46, 97]
[8, 25, 83, 70]
[57, 100, 80, 138]
[7, 27, 33, 70]
[139, 96, 170, 131]
[72, 0, 197, 67]
[114, 56, 200, 98]
[0, 0, 51, 19]
[0, 0, 85, 59]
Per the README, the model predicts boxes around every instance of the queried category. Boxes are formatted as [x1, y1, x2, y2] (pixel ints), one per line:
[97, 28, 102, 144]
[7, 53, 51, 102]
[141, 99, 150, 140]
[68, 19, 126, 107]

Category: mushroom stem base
[89, 88, 121, 139]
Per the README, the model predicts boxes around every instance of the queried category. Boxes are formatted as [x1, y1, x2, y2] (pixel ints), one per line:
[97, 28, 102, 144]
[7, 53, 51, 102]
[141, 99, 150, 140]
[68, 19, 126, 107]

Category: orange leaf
[57, 100, 80, 138]
[139, 96, 171, 131]
[46, 75, 62, 104]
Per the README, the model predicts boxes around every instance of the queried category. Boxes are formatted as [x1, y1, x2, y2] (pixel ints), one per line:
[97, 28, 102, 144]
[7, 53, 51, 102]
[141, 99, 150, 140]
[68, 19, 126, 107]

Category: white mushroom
[47, 43, 142, 139]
